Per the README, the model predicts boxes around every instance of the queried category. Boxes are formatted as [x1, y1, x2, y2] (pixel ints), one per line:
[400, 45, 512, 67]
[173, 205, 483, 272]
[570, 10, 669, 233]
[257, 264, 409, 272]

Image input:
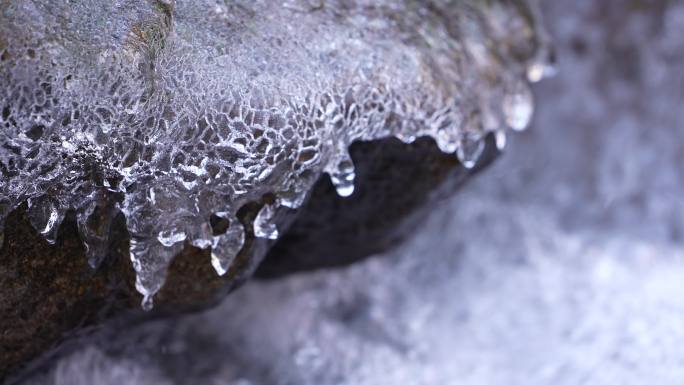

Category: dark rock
[258, 135, 500, 277]
[0, 136, 498, 382]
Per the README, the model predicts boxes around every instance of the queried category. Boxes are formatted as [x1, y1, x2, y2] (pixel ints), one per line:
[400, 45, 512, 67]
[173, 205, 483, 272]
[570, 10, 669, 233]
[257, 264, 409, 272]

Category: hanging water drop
[254, 203, 279, 240]
[328, 151, 356, 198]
[456, 133, 484, 169]
[502, 83, 534, 131]
[435, 128, 459, 153]
[140, 293, 154, 312]
[211, 219, 245, 276]
[396, 132, 417, 144]
[495, 130, 507, 151]
[527, 54, 557, 83]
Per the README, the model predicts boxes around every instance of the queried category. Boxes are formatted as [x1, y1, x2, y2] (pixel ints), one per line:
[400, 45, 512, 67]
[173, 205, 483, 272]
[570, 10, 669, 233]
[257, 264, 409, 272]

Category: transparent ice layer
[0, 0, 552, 308]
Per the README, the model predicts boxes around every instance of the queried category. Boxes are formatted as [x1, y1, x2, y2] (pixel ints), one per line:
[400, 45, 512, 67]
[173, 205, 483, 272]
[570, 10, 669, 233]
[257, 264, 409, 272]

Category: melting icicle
[456, 133, 485, 169]
[76, 202, 116, 269]
[327, 150, 356, 198]
[435, 127, 460, 154]
[27, 196, 65, 244]
[129, 235, 183, 311]
[254, 203, 279, 240]
[211, 219, 246, 276]
[502, 82, 534, 131]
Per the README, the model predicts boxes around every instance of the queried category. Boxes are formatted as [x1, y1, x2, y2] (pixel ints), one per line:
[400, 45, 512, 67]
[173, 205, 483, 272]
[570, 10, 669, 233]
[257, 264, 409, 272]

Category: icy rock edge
[0, 0, 553, 310]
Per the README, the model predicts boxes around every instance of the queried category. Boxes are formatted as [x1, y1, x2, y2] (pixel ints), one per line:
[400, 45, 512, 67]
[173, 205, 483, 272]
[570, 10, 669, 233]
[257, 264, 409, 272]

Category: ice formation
[0, 0, 552, 309]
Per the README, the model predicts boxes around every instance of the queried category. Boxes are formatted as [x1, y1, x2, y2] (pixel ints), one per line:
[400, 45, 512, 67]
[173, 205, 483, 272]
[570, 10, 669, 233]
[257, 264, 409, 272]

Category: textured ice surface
[0, 0, 551, 308]
[15, 0, 684, 384]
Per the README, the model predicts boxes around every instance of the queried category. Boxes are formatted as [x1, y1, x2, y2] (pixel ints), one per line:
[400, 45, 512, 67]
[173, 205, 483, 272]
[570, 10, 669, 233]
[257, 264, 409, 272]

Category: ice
[15, 0, 684, 383]
[502, 81, 535, 131]
[0, 0, 550, 307]
[211, 219, 246, 276]
[326, 149, 356, 198]
[456, 133, 485, 169]
[253, 203, 279, 241]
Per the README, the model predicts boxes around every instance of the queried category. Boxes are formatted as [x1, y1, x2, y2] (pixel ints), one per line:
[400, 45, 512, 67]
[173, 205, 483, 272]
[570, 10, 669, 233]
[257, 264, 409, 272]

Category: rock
[0, 0, 551, 380]
[258, 135, 501, 278]
[0, 136, 498, 382]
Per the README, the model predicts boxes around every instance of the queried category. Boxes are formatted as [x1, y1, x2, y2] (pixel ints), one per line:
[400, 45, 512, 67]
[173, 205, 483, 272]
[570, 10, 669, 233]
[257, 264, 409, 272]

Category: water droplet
[396, 132, 417, 144]
[495, 130, 507, 151]
[527, 59, 557, 83]
[502, 83, 534, 131]
[254, 203, 279, 240]
[435, 129, 459, 153]
[211, 219, 245, 276]
[141, 293, 154, 312]
[456, 133, 484, 169]
[328, 152, 356, 198]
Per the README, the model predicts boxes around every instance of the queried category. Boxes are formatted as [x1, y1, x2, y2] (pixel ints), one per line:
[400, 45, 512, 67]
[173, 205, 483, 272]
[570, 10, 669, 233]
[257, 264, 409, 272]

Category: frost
[0, 0, 552, 308]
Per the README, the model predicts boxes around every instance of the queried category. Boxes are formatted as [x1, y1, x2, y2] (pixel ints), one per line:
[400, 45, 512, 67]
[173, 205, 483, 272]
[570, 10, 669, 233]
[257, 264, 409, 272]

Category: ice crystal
[0, 0, 552, 308]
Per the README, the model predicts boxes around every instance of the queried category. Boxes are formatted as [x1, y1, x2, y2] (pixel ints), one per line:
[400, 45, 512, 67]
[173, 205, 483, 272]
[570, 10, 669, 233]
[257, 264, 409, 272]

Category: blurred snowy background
[20, 1, 684, 384]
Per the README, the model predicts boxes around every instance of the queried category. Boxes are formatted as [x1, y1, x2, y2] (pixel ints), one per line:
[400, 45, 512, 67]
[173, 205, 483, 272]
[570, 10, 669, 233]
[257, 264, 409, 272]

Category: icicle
[76, 202, 116, 269]
[456, 133, 485, 169]
[129, 235, 183, 311]
[435, 127, 460, 154]
[502, 81, 534, 131]
[27, 196, 65, 244]
[327, 149, 356, 198]
[211, 218, 245, 276]
[254, 202, 279, 240]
